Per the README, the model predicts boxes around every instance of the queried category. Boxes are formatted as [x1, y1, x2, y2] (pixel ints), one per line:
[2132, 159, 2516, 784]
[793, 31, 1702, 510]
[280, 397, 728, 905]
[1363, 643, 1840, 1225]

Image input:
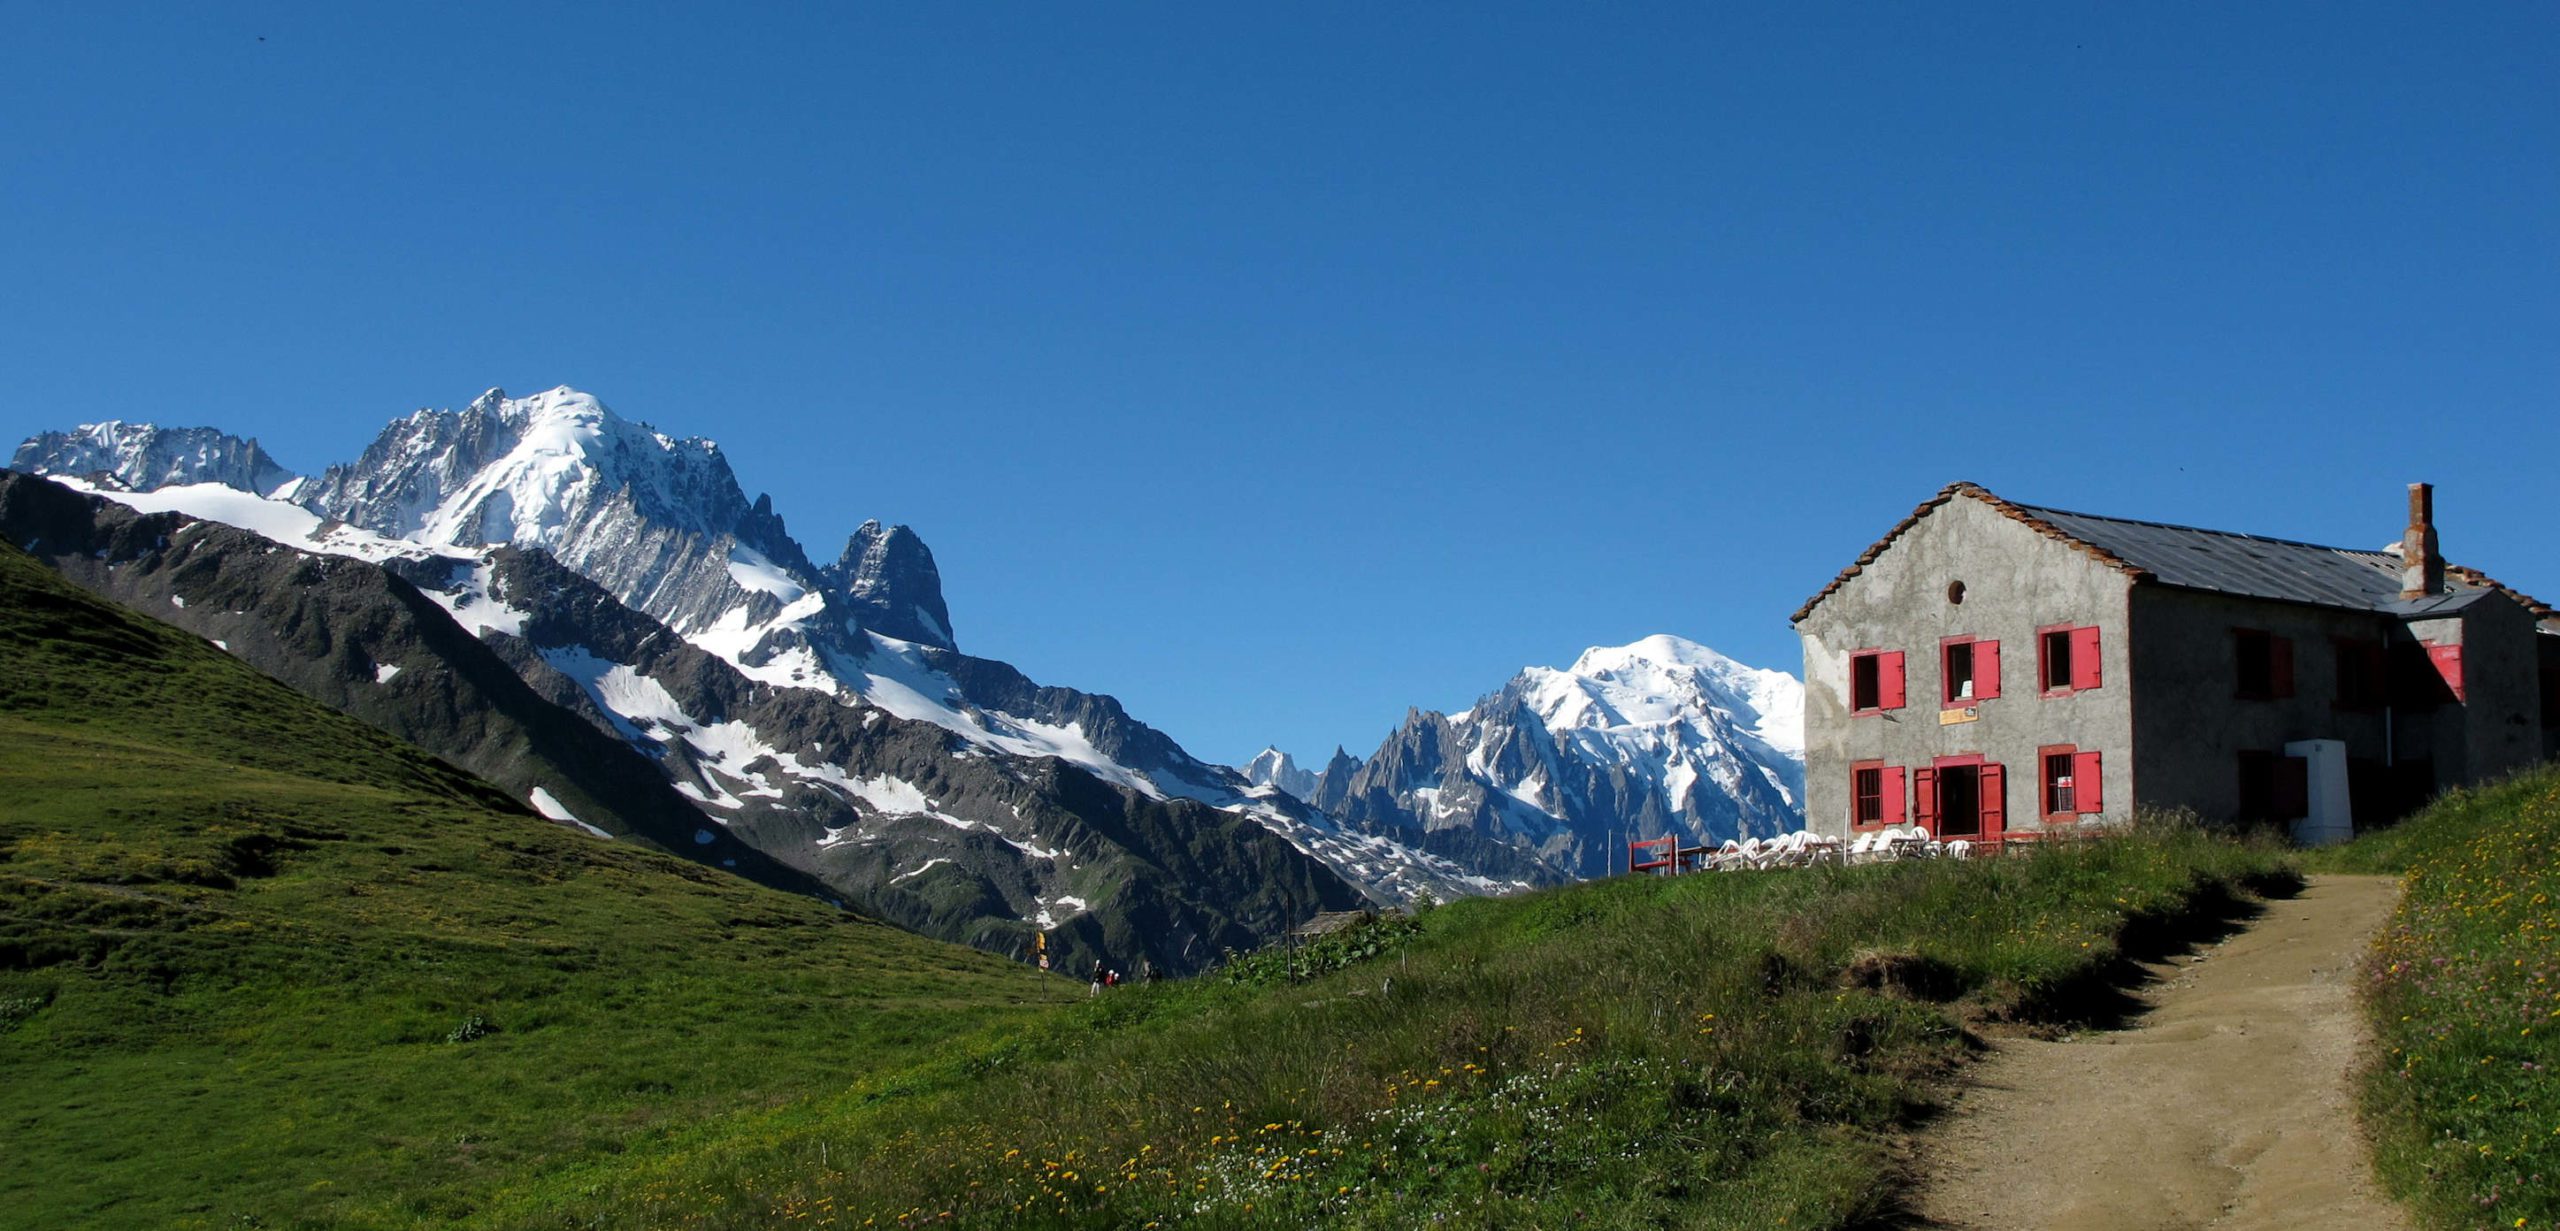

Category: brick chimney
[2401, 482, 2443, 599]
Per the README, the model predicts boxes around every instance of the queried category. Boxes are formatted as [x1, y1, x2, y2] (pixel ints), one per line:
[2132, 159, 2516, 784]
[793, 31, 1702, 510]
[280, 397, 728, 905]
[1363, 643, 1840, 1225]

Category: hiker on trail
[1106, 969, 1119, 988]
[1090, 960, 1104, 996]
[1139, 958, 1155, 984]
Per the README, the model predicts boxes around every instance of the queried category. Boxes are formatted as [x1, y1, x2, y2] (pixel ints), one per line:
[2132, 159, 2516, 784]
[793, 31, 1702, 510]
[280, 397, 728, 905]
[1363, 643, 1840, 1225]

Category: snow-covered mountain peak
[13, 421, 299, 498]
[390, 386, 738, 550]
[18, 386, 956, 664]
[277, 385, 863, 652]
[1532, 633, 1804, 760]
[1318, 635, 1807, 878]
[1567, 632, 1736, 678]
[1240, 746, 1318, 800]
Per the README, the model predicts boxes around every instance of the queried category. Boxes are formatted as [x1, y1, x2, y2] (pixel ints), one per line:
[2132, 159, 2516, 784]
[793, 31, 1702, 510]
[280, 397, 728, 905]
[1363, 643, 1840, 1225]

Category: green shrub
[1219, 912, 1423, 987]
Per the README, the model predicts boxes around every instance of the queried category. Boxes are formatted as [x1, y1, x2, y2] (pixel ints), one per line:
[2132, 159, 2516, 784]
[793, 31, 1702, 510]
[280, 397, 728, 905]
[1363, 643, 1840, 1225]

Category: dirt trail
[1911, 874, 2408, 1231]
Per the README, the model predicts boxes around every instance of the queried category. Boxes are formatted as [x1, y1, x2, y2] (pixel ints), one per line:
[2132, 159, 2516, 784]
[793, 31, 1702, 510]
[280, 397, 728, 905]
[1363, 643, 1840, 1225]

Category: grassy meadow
[487, 822, 2295, 1229]
[0, 543, 1079, 1230]
[2319, 764, 2560, 1231]
[4, 538, 2320, 1228]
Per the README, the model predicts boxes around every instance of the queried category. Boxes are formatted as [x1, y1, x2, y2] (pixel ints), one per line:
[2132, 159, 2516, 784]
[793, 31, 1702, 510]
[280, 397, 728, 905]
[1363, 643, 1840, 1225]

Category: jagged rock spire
[827, 519, 955, 650]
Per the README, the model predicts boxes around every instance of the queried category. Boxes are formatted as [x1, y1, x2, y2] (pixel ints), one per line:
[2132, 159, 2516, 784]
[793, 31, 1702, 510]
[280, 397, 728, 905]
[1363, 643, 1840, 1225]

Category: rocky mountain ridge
[9, 386, 1499, 970]
[13, 421, 297, 498]
[1281, 634, 1806, 880]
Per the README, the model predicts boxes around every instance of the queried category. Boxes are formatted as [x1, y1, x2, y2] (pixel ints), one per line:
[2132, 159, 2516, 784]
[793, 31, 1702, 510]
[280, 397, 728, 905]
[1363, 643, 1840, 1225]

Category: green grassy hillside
[489, 821, 2295, 1229]
[2318, 765, 2560, 1231]
[0, 542, 1079, 1229]
[0, 535, 2316, 1230]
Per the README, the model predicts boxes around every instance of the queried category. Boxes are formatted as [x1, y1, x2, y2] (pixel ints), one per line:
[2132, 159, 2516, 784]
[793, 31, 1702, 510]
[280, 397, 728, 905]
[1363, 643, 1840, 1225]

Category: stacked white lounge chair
[1656, 828, 1972, 875]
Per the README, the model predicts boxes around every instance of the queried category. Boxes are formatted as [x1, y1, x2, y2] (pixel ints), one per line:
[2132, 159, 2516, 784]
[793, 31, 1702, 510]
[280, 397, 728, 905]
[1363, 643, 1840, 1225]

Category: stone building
[1793, 482, 2559, 844]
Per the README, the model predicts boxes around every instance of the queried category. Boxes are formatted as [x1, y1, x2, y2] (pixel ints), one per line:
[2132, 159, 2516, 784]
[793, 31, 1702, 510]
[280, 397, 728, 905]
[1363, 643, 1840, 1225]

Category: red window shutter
[1880, 651, 1907, 710]
[1883, 766, 1906, 823]
[2272, 636, 2295, 699]
[1979, 763, 2006, 836]
[1912, 767, 1937, 830]
[2275, 755, 2309, 819]
[2427, 643, 2466, 702]
[2070, 626, 2102, 690]
[1976, 639, 2001, 700]
[2073, 750, 2103, 813]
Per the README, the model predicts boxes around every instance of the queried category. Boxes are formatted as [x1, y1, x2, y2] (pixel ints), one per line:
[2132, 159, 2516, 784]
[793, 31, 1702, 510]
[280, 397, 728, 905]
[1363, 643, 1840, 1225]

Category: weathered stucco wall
[2458, 595, 2547, 778]
[2126, 588, 2399, 822]
[2120, 588, 2542, 824]
[1797, 495, 2136, 838]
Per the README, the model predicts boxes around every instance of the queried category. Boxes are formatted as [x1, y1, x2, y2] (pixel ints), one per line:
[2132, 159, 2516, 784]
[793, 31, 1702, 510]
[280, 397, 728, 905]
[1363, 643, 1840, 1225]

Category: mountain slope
[0, 469, 815, 895]
[0, 537, 1079, 1229]
[0, 471, 1369, 975]
[1308, 635, 1807, 879]
[12, 386, 1482, 930]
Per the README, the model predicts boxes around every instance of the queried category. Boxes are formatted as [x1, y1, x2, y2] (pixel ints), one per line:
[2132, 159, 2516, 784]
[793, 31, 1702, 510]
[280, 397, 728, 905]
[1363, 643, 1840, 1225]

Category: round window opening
[1946, 580, 1966, 605]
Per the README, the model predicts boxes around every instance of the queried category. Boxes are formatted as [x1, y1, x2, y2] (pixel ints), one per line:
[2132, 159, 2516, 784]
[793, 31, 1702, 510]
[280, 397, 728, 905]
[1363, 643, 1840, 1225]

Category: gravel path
[1911, 874, 2408, 1231]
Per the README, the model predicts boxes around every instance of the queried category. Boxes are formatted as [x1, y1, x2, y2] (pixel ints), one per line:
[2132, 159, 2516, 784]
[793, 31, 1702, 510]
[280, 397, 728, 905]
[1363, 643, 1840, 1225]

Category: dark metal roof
[2006, 502, 2495, 614]
[1793, 483, 2556, 627]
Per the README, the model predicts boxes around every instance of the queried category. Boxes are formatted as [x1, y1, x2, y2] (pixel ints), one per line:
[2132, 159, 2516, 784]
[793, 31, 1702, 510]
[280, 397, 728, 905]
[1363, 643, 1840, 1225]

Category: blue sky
[5, 4, 2553, 766]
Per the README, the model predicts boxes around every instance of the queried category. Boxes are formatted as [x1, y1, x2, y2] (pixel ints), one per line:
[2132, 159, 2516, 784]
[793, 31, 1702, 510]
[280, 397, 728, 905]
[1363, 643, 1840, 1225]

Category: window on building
[2237, 749, 2308, 822]
[2236, 749, 2273, 819]
[2038, 744, 2103, 818]
[1914, 760, 2004, 838]
[2333, 637, 2386, 710]
[2234, 629, 2294, 700]
[2038, 624, 2103, 694]
[1849, 649, 1905, 714]
[1849, 761, 1905, 828]
[1940, 636, 1999, 707]
[1852, 765, 1882, 823]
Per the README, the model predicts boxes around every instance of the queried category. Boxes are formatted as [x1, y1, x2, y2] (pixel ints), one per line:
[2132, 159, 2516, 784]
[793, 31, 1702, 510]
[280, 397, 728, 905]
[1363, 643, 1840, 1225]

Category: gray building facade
[1795, 483, 2557, 842]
